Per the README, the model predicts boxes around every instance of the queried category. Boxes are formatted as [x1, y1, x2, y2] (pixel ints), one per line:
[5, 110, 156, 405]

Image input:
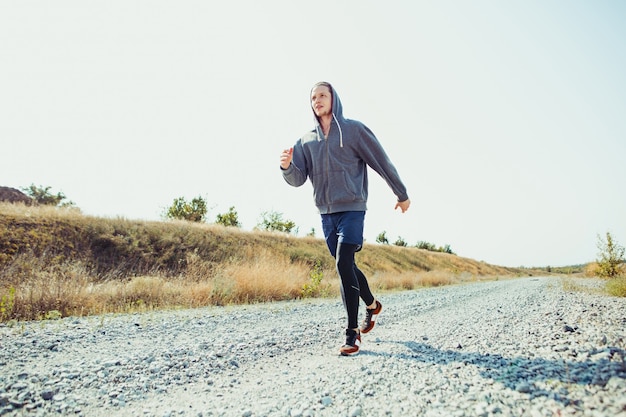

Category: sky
[1, 1, 625, 268]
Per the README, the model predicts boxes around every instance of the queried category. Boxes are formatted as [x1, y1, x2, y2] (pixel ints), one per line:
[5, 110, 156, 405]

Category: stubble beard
[315, 107, 331, 119]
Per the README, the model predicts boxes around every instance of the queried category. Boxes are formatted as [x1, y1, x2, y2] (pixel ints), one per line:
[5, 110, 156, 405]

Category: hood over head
[310, 81, 344, 147]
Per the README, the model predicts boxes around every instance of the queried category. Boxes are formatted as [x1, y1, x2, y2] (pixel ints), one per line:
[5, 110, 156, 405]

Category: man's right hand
[280, 147, 293, 170]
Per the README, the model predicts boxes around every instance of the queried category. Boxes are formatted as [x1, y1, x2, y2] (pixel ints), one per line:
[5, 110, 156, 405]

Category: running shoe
[360, 300, 382, 334]
[339, 328, 361, 356]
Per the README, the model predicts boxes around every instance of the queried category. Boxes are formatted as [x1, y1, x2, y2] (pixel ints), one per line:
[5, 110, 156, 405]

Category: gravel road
[1, 277, 625, 417]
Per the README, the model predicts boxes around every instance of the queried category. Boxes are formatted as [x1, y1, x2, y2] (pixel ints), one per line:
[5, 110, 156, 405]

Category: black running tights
[336, 242, 375, 329]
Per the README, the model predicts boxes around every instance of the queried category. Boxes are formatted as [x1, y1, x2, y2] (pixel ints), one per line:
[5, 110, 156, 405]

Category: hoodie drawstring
[333, 113, 343, 148]
[315, 114, 343, 148]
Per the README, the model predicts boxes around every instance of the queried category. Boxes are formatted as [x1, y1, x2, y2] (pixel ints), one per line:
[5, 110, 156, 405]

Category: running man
[280, 82, 410, 355]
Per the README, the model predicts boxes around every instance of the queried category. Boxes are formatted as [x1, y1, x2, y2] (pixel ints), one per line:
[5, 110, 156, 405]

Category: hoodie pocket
[312, 171, 362, 207]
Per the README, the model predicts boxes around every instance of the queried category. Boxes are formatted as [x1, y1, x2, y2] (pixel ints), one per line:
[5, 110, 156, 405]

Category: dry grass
[560, 277, 596, 294]
[579, 261, 626, 297]
[1, 203, 535, 322]
[559, 275, 626, 297]
[0, 248, 328, 320]
[369, 270, 455, 291]
[606, 276, 626, 297]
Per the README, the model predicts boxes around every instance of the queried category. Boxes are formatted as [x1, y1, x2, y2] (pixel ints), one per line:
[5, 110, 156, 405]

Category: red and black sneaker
[339, 328, 361, 356]
[360, 300, 382, 334]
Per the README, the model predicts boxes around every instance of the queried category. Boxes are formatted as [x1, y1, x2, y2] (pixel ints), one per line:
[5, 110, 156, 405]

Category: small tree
[22, 184, 75, 207]
[376, 231, 389, 245]
[215, 206, 241, 227]
[257, 210, 296, 234]
[165, 196, 208, 222]
[596, 232, 625, 279]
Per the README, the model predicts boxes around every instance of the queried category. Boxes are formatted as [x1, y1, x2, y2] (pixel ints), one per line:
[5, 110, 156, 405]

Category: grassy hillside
[0, 203, 531, 321]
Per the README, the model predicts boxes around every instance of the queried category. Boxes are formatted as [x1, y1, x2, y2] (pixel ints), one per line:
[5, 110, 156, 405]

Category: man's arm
[280, 142, 307, 187]
[356, 125, 410, 205]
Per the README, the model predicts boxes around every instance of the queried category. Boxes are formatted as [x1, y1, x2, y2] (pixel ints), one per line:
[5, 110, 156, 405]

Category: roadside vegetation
[2, 187, 622, 322]
[0, 202, 527, 322]
[560, 232, 626, 297]
[590, 232, 626, 297]
[21, 184, 76, 208]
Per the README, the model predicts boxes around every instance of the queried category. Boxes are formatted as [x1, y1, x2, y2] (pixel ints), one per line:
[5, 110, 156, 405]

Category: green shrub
[0, 287, 15, 322]
[215, 206, 241, 227]
[22, 184, 75, 207]
[596, 232, 625, 279]
[438, 244, 455, 255]
[256, 210, 296, 234]
[416, 241, 436, 251]
[376, 231, 389, 245]
[164, 196, 208, 222]
[393, 236, 407, 247]
[302, 260, 330, 298]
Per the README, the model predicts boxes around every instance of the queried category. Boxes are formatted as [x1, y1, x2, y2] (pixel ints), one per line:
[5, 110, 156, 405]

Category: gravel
[1, 277, 625, 417]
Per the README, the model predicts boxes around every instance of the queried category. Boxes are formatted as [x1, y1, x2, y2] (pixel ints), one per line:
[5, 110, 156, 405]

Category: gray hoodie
[282, 84, 409, 214]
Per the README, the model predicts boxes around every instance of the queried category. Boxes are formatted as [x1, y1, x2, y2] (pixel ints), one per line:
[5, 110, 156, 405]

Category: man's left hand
[395, 199, 411, 213]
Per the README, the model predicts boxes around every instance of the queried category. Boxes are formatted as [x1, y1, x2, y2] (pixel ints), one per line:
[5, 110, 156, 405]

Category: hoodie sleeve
[281, 139, 308, 187]
[356, 124, 409, 202]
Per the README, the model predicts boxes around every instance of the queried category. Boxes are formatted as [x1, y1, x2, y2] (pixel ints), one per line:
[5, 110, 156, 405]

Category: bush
[0, 287, 15, 322]
[215, 206, 241, 228]
[414, 240, 455, 255]
[164, 196, 208, 222]
[596, 232, 625, 279]
[302, 260, 331, 298]
[416, 241, 436, 251]
[438, 244, 455, 255]
[256, 210, 296, 234]
[376, 231, 389, 245]
[393, 236, 407, 247]
[22, 184, 75, 207]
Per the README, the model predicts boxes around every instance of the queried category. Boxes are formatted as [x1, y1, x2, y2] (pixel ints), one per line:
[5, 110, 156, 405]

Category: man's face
[311, 85, 332, 118]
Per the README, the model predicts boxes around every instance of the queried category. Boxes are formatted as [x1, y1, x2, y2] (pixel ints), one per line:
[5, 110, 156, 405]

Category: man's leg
[336, 242, 360, 330]
[356, 263, 382, 334]
[323, 212, 365, 355]
[354, 265, 374, 307]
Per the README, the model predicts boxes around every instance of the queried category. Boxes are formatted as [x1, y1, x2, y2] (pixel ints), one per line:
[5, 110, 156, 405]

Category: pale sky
[2, 1, 625, 268]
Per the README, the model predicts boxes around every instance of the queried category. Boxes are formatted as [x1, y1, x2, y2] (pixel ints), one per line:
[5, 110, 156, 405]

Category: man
[280, 81, 410, 356]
